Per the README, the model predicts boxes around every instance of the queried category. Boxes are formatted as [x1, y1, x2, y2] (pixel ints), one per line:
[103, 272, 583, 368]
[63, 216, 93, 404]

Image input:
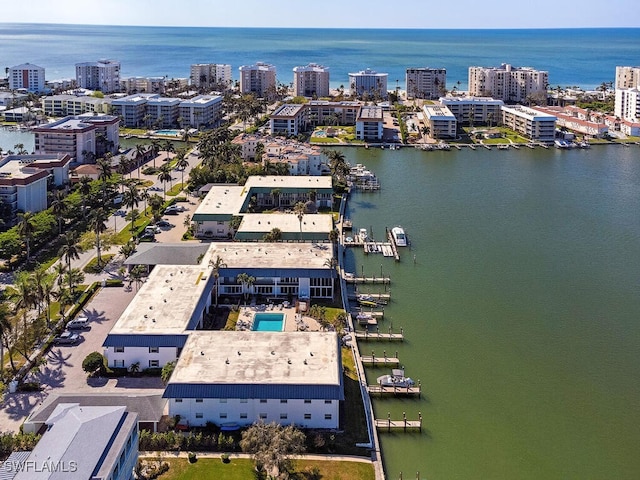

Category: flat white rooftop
[202, 242, 333, 271]
[110, 265, 211, 335]
[237, 213, 334, 234]
[244, 175, 332, 191]
[170, 331, 340, 386]
[193, 185, 246, 217]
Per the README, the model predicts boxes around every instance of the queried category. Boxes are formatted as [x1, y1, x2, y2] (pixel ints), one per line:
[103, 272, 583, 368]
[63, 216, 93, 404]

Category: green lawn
[154, 457, 374, 480]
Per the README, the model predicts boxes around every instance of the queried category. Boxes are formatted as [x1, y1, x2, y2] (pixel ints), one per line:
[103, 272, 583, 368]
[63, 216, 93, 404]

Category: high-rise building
[239, 62, 277, 98]
[468, 64, 548, 103]
[405, 67, 446, 99]
[190, 63, 233, 90]
[615, 87, 640, 122]
[9, 63, 45, 93]
[75, 59, 121, 93]
[293, 63, 330, 98]
[348, 69, 388, 100]
[615, 66, 640, 89]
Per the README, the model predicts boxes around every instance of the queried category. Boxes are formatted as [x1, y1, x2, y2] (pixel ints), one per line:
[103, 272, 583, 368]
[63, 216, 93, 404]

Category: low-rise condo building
[439, 96, 504, 125]
[422, 104, 457, 138]
[179, 94, 223, 128]
[293, 63, 330, 98]
[8, 63, 45, 93]
[111, 94, 156, 128]
[468, 64, 548, 103]
[190, 63, 233, 90]
[146, 96, 182, 128]
[349, 69, 388, 100]
[75, 59, 121, 93]
[270, 104, 308, 136]
[532, 105, 608, 138]
[239, 62, 277, 99]
[43, 94, 112, 117]
[306, 100, 361, 125]
[164, 331, 343, 429]
[501, 105, 556, 143]
[121, 76, 166, 94]
[355, 105, 384, 140]
[406, 67, 447, 99]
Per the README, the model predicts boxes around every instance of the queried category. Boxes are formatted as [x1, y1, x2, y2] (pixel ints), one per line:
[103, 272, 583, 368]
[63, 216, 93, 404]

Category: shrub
[188, 452, 197, 463]
[221, 453, 230, 463]
[82, 352, 106, 376]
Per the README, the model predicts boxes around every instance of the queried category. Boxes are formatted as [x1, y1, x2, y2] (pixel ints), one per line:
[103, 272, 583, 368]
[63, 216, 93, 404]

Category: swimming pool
[253, 313, 285, 332]
[154, 129, 181, 136]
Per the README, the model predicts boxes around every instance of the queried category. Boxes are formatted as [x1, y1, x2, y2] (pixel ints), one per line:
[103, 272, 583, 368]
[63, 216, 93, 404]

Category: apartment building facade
[349, 68, 388, 99]
[75, 59, 121, 93]
[270, 104, 308, 136]
[440, 96, 504, 125]
[501, 105, 556, 143]
[179, 94, 223, 128]
[9, 63, 45, 93]
[422, 104, 457, 138]
[121, 76, 166, 94]
[190, 63, 233, 90]
[293, 63, 330, 98]
[239, 62, 277, 98]
[468, 64, 548, 103]
[615, 66, 640, 89]
[406, 67, 447, 99]
[355, 105, 384, 140]
[615, 87, 640, 123]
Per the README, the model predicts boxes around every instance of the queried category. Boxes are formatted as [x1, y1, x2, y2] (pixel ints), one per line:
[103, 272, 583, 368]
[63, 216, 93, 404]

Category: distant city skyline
[2, 0, 639, 29]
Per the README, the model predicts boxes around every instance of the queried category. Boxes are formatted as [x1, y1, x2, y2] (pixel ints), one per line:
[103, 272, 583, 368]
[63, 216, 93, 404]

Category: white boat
[359, 228, 369, 242]
[391, 226, 407, 247]
[376, 369, 415, 388]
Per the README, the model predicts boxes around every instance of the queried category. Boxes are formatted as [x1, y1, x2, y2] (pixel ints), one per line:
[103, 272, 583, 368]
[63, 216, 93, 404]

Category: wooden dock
[368, 382, 421, 396]
[375, 412, 423, 432]
[360, 351, 400, 366]
[348, 292, 391, 301]
[385, 228, 401, 261]
[355, 327, 404, 341]
[344, 275, 391, 285]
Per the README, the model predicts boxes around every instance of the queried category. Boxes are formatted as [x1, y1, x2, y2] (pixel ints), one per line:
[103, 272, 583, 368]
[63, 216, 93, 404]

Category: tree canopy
[240, 422, 306, 479]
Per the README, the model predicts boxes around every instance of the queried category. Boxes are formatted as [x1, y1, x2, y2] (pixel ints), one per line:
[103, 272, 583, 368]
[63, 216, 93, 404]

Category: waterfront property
[43, 94, 112, 117]
[239, 62, 277, 99]
[0, 404, 138, 480]
[439, 96, 504, 125]
[422, 104, 457, 138]
[190, 63, 233, 90]
[532, 105, 609, 138]
[349, 68, 388, 100]
[406, 67, 447, 100]
[468, 63, 548, 103]
[163, 331, 343, 429]
[235, 212, 334, 242]
[8, 63, 45, 93]
[75, 59, 121, 93]
[293, 63, 330, 98]
[356, 105, 384, 141]
[500, 105, 556, 143]
[120, 76, 167, 94]
[270, 104, 307, 136]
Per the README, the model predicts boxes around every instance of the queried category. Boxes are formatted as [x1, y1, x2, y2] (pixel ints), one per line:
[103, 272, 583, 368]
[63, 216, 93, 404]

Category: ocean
[1, 24, 639, 89]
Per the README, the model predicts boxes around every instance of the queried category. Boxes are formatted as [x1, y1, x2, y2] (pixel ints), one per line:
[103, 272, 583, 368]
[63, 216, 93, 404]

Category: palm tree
[270, 188, 281, 209]
[126, 209, 141, 236]
[236, 273, 255, 304]
[11, 272, 37, 360]
[41, 274, 55, 329]
[209, 255, 227, 307]
[123, 183, 141, 213]
[96, 157, 112, 202]
[176, 151, 189, 190]
[17, 211, 35, 260]
[134, 144, 147, 178]
[149, 139, 161, 168]
[58, 231, 81, 293]
[88, 207, 108, 267]
[50, 190, 67, 235]
[0, 302, 13, 374]
[293, 202, 306, 242]
[77, 176, 92, 214]
[157, 165, 173, 200]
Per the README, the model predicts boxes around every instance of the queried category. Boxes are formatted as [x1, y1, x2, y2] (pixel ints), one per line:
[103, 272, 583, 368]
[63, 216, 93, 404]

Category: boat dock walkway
[385, 228, 401, 261]
[374, 412, 423, 432]
[368, 382, 421, 396]
[344, 274, 391, 285]
[348, 292, 391, 301]
[355, 327, 404, 341]
[360, 351, 400, 366]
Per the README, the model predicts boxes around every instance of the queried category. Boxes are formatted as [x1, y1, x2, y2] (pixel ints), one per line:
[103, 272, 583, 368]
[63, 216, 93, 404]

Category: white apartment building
[43, 94, 111, 117]
[190, 63, 233, 89]
[75, 59, 121, 93]
[270, 104, 308, 136]
[501, 105, 556, 143]
[146, 97, 181, 128]
[422, 105, 457, 138]
[615, 66, 640, 89]
[306, 100, 361, 125]
[32, 115, 119, 161]
[533, 105, 608, 138]
[9, 63, 45, 93]
[293, 63, 330, 98]
[355, 105, 384, 140]
[439, 96, 504, 125]
[468, 64, 548, 103]
[111, 94, 157, 128]
[0, 92, 27, 108]
[406, 67, 446, 99]
[262, 140, 330, 176]
[349, 68, 388, 99]
[614, 87, 640, 123]
[179, 94, 223, 128]
[0, 404, 138, 480]
[239, 62, 277, 98]
[121, 76, 166, 94]
[164, 331, 343, 429]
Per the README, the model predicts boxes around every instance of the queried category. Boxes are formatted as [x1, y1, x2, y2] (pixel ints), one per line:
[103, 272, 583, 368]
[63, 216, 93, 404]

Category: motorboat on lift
[391, 226, 407, 247]
[376, 369, 415, 388]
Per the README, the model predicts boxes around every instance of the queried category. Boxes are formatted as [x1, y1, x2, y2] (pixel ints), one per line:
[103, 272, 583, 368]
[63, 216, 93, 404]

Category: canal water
[341, 145, 640, 480]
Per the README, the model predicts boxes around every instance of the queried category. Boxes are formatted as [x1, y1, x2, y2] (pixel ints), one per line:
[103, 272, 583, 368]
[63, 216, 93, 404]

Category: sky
[2, 0, 640, 29]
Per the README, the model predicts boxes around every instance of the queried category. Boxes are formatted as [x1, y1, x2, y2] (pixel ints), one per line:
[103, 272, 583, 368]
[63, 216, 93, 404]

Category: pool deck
[237, 305, 321, 332]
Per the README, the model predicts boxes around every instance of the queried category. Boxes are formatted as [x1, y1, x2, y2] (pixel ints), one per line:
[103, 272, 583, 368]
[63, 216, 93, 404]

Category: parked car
[156, 219, 173, 228]
[164, 208, 179, 215]
[139, 231, 156, 242]
[54, 331, 80, 345]
[145, 225, 161, 234]
[67, 316, 90, 330]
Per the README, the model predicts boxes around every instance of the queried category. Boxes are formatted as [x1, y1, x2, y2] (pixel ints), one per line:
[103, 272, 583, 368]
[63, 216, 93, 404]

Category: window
[280, 399, 288, 404]
[259, 413, 267, 419]
[324, 400, 332, 404]
[304, 399, 312, 404]
[196, 398, 203, 403]
[325, 414, 332, 420]
[195, 413, 203, 419]
[114, 346, 124, 353]
[260, 399, 267, 404]
[240, 413, 248, 419]
[148, 360, 159, 368]
[220, 413, 227, 419]
[149, 347, 159, 353]
[304, 414, 312, 420]
[113, 359, 124, 368]
[175, 398, 183, 403]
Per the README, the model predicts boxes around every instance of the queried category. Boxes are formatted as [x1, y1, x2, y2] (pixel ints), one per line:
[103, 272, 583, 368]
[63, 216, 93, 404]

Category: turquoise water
[253, 313, 285, 332]
[1, 24, 639, 89]
[342, 144, 640, 480]
[154, 129, 181, 136]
